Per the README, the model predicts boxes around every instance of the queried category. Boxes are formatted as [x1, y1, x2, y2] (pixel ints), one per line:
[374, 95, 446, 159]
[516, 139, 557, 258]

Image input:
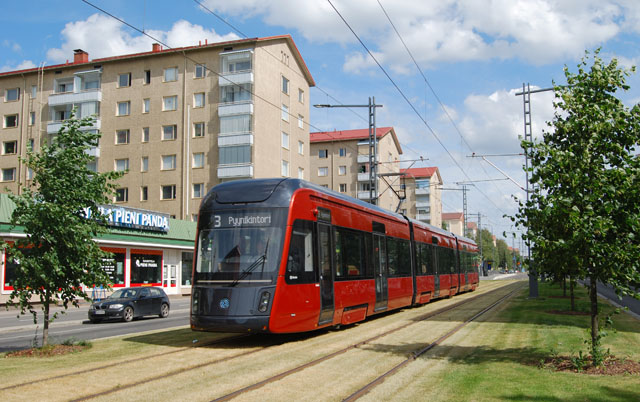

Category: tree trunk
[43, 294, 50, 347]
[589, 277, 599, 355]
[563, 276, 567, 297]
[570, 276, 575, 311]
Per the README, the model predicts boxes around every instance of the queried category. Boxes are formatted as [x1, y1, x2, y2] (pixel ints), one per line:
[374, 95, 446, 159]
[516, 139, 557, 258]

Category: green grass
[411, 282, 640, 401]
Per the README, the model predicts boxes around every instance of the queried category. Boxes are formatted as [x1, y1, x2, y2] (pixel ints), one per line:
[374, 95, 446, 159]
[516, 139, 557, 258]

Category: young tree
[3, 114, 123, 346]
[515, 50, 640, 364]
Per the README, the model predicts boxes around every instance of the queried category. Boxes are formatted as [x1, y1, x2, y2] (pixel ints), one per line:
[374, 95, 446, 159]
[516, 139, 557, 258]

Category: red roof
[401, 167, 438, 179]
[310, 127, 393, 142]
[442, 212, 464, 221]
[0, 35, 315, 86]
[467, 222, 477, 230]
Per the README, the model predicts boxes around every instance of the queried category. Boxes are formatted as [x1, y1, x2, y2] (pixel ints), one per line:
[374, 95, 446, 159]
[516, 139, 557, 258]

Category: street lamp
[314, 97, 383, 204]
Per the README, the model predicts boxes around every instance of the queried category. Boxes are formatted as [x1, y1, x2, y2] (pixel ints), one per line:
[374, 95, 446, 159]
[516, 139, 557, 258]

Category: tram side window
[418, 243, 434, 275]
[387, 238, 398, 276]
[335, 227, 365, 279]
[364, 233, 374, 278]
[286, 220, 316, 284]
[396, 239, 411, 276]
[446, 248, 456, 274]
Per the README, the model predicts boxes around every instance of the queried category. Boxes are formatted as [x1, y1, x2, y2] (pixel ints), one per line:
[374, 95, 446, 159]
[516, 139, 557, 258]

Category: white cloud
[0, 60, 37, 73]
[200, 0, 640, 72]
[46, 14, 239, 63]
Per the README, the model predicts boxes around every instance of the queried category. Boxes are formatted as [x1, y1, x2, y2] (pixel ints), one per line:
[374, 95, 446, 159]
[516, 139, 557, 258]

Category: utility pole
[315, 98, 383, 205]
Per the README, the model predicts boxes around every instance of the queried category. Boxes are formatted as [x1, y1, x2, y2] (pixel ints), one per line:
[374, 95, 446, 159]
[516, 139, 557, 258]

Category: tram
[190, 178, 478, 333]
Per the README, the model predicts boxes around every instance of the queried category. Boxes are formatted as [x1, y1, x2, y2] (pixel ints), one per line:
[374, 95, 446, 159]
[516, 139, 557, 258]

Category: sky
[2, 0, 640, 247]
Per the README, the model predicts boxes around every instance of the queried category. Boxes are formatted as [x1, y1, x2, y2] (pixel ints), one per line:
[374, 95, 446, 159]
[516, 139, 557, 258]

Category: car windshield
[109, 288, 139, 299]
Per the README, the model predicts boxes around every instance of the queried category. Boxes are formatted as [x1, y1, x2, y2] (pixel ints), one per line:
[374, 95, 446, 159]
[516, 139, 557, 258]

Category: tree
[514, 50, 640, 364]
[2, 114, 123, 346]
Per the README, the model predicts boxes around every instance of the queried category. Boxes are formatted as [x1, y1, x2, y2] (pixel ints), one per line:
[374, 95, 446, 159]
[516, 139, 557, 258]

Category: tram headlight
[258, 291, 271, 313]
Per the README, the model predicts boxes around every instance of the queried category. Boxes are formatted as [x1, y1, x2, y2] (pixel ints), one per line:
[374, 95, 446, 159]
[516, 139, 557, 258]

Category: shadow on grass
[122, 327, 321, 349]
[500, 387, 640, 402]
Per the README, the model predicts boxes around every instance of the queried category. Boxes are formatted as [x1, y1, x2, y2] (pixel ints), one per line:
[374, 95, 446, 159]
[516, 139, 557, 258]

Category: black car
[88, 287, 170, 323]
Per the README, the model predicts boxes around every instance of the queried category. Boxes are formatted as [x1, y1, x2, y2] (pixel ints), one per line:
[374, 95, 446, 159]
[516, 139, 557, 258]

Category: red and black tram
[190, 178, 478, 334]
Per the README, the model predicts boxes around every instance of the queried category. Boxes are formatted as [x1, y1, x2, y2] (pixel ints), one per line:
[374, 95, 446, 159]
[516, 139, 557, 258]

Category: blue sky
[3, 0, 640, 245]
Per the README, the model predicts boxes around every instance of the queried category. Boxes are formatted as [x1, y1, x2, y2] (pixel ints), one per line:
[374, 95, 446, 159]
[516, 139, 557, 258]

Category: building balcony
[218, 102, 253, 117]
[85, 147, 100, 158]
[47, 118, 100, 134]
[217, 164, 253, 178]
[358, 172, 374, 182]
[48, 89, 102, 106]
[415, 201, 430, 208]
[415, 187, 430, 195]
[218, 133, 254, 147]
[357, 191, 374, 200]
[357, 154, 378, 164]
[219, 71, 254, 87]
[416, 213, 431, 221]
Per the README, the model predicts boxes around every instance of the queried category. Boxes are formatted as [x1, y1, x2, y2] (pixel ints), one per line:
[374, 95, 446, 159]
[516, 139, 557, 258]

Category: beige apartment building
[442, 211, 464, 236]
[309, 127, 403, 212]
[0, 35, 314, 220]
[399, 167, 443, 227]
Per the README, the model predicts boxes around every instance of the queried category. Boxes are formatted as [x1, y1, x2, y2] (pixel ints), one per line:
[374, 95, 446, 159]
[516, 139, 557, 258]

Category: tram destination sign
[84, 205, 170, 233]
[213, 212, 272, 228]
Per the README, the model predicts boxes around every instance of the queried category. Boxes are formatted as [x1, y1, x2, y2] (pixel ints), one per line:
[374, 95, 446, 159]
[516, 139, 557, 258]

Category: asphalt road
[592, 281, 640, 318]
[0, 296, 191, 352]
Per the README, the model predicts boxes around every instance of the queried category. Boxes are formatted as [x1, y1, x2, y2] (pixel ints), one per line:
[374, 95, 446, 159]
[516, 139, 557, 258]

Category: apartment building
[309, 127, 403, 212]
[399, 167, 443, 227]
[442, 212, 464, 236]
[0, 35, 315, 220]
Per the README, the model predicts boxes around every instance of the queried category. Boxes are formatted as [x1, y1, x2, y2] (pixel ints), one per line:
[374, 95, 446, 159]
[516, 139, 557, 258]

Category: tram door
[373, 233, 388, 311]
[432, 239, 440, 298]
[317, 223, 334, 325]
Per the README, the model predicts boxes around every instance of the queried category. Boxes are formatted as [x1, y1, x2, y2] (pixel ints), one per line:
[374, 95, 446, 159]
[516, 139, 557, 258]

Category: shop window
[181, 252, 194, 286]
[100, 247, 126, 286]
[130, 250, 163, 285]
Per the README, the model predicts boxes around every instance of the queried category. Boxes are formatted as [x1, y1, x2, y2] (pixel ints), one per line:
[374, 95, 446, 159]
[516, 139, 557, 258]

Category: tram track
[1, 281, 518, 401]
[210, 281, 522, 402]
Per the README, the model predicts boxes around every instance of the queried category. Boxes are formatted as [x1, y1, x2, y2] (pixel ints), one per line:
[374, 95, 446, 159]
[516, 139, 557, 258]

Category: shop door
[317, 223, 334, 325]
[163, 264, 177, 289]
[373, 233, 388, 311]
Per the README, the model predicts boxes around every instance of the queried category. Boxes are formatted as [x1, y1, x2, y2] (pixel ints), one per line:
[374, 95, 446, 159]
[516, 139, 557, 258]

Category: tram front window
[195, 226, 282, 285]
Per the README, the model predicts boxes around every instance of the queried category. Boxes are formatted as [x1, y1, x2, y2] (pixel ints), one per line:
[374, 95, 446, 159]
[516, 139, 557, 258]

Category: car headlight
[109, 304, 124, 310]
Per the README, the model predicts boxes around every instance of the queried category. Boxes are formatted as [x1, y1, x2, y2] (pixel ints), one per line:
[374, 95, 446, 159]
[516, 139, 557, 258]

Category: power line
[326, 0, 509, 218]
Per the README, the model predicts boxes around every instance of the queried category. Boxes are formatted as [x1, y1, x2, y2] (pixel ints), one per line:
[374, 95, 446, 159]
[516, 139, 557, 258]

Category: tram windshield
[194, 211, 285, 286]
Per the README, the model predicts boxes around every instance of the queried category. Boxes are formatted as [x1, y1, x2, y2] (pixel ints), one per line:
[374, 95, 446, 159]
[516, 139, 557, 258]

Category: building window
[141, 186, 148, 201]
[195, 64, 206, 78]
[282, 76, 289, 94]
[298, 89, 304, 103]
[339, 183, 347, 193]
[318, 149, 328, 158]
[339, 147, 347, 157]
[27, 167, 34, 179]
[29, 112, 35, 126]
[56, 80, 73, 93]
[31, 85, 37, 99]
[193, 183, 204, 198]
[161, 185, 177, 200]
[191, 214, 198, 222]
[298, 115, 304, 129]
[318, 167, 328, 177]
[4, 114, 18, 128]
[141, 156, 149, 172]
[220, 83, 251, 103]
[163, 95, 177, 111]
[282, 160, 289, 177]
[3, 141, 17, 155]
[115, 188, 128, 202]
[193, 122, 205, 137]
[144, 70, 151, 85]
[193, 152, 204, 168]
[298, 141, 304, 155]
[1, 168, 16, 182]
[298, 167, 304, 179]
[220, 115, 250, 134]
[162, 155, 176, 170]
[219, 145, 251, 165]
[338, 166, 346, 176]
[115, 158, 129, 172]
[164, 67, 178, 82]
[282, 132, 289, 149]
[5, 88, 19, 102]
[281, 104, 289, 121]
[193, 92, 205, 108]
[115, 129, 130, 144]
[221, 51, 252, 73]
[142, 127, 149, 142]
[28, 139, 34, 150]
[117, 101, 130, 116]
[162, 125, 177, 140]
[143, 98, 150, 113]
[118, 73, 131, 88]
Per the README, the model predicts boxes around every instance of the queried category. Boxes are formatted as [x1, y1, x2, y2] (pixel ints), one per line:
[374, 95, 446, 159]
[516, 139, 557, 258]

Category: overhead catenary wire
[326, 0, 509, 218]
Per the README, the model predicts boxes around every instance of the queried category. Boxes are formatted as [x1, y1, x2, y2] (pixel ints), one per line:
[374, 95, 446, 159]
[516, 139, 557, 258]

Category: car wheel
[123, 306, 134, 322]
[159, 303, 169, 318]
